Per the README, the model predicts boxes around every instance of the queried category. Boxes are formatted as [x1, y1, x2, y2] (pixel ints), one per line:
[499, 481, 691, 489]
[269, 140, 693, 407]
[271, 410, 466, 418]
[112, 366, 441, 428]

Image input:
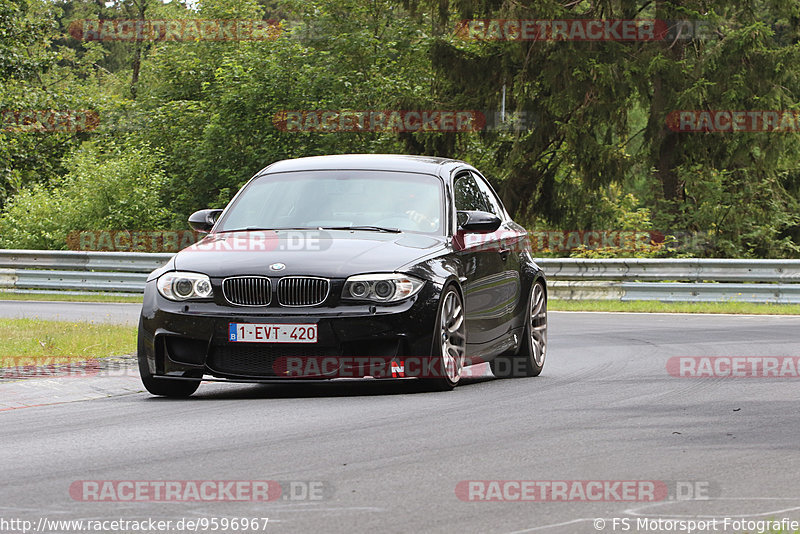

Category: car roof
[256, 154, 470, 177]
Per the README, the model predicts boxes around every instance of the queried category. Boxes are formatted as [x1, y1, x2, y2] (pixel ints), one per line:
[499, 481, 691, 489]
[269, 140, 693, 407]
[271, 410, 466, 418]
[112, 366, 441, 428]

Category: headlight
[156, 272, 213, 301]
[342, 273, 425, 303]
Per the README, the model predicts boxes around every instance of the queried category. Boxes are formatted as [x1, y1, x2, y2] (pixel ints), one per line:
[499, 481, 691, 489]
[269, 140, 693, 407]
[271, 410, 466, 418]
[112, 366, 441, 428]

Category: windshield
[216, 170, 444, 235]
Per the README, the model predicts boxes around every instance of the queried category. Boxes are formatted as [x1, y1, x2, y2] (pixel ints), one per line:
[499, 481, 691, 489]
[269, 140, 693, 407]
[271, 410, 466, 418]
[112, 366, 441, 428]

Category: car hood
[173, 230, 448, 278]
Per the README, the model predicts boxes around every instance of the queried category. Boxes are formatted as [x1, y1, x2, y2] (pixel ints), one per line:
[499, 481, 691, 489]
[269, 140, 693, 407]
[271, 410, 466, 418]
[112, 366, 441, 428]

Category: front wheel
[490, 280, 547, 378]
[137, 340, 200, 397]
[423, 285, 467, 391]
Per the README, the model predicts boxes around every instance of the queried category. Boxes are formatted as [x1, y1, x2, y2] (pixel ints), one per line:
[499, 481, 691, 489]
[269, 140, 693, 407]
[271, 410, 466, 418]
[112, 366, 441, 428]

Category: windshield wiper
[321, 225, 402, 233]
[216, 227, 318, 233]
[218, 225, 403, 234]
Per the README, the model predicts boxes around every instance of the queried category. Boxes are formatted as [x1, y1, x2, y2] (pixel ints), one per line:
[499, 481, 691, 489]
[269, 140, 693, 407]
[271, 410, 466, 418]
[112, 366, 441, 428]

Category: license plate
[229, 323, 317, 343]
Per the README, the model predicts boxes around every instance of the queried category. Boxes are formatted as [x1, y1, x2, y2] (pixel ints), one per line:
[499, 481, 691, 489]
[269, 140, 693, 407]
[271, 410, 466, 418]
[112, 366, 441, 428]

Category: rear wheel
[424, 285, 466, 391]
[490, 280, 547, 378]
[137, 338, 200, 397]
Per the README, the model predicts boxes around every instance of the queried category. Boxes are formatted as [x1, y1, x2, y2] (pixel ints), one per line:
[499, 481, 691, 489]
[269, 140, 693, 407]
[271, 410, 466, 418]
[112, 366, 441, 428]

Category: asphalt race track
[0, 300, 141, 326]
[2, 304, 800, 534]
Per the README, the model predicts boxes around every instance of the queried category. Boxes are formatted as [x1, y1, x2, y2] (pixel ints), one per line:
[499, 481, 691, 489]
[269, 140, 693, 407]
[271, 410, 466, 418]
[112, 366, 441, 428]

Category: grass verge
[0, 318, 137, 367]
[2, 291, 799, 315]
[0, 291, 142, 303]
[549, 299, 800, 315]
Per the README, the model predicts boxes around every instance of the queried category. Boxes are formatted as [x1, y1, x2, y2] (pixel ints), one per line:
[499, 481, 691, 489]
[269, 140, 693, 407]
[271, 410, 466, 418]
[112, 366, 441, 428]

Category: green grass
[0, 318, 137, 367]
[2, 290, 800, 316]
[550, 299, 800, 315]
[0, 291, 142, 303]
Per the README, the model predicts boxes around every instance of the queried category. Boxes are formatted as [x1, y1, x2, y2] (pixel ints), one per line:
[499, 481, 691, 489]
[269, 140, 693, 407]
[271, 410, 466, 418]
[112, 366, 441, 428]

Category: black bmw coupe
[138, 154, 547, 396]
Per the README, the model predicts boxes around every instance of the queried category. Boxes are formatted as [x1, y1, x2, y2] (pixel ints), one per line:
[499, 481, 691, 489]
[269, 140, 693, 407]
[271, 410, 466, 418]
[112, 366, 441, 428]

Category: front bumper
[138, 280, 440, 380]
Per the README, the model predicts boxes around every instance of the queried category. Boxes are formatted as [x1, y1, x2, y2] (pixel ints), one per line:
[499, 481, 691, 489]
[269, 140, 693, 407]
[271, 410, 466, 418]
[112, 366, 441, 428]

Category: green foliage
[0, 142, 171, 249]
[0, 0, 56, 80]
[1, 0, 800, 257]
[125, 0, 425, 224]
[405, 0, 800, 257]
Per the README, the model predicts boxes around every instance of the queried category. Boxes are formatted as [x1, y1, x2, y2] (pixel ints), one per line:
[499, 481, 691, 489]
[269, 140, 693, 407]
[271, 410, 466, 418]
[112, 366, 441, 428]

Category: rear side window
[472, 172, 506, 219]
[454, 173, 490, 212]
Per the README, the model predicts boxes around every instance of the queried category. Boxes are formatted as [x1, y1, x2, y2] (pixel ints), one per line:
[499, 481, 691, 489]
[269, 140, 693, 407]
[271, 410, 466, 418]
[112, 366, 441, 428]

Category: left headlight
[342, 273, 425, 303]
[156, 272, 213, 301]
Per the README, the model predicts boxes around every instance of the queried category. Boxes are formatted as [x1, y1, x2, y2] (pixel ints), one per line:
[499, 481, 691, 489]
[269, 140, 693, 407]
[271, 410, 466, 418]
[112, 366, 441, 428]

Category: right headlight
[342, 273, 425, 303]
[156, 272, 213, 301]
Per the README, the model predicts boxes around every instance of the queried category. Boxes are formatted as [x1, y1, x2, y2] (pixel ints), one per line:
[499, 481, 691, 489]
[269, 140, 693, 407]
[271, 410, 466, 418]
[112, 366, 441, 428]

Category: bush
[0, 141, 171, 249]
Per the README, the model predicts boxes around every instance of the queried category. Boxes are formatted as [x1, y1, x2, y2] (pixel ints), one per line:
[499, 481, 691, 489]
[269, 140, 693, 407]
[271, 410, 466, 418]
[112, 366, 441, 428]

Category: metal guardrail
[536, 258, 800, 283]
[548, 281, 800, 304]
[0, 250, 171, 294]
[1, 250, 800, 303]
[0, 249, 171, 273]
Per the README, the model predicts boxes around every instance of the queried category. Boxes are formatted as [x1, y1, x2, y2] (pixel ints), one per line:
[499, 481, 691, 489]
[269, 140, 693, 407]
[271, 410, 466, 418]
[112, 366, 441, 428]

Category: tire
[423, 285, 467, 391]
[490, 280, 547, 378]
[137, 340, 200, 397]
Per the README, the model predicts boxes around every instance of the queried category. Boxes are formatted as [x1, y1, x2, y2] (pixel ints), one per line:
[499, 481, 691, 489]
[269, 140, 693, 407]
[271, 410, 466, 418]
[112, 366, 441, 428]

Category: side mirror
[457, 210, 502, 233]
[188, 209, 224, 233]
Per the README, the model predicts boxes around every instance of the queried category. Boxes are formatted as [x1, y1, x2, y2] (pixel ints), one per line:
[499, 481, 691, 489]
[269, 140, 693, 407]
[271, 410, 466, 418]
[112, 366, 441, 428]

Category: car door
[452, 171, 510, 347]
[471, 171, 524, 334]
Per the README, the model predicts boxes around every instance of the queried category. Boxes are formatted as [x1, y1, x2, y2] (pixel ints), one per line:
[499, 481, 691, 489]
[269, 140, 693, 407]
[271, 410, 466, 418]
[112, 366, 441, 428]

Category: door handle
[498, 248, 511, 261]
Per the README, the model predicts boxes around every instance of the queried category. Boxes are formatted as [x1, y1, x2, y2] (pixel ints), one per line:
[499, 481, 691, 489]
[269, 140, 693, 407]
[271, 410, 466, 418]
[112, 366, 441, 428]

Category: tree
[400, 0, 800, 257]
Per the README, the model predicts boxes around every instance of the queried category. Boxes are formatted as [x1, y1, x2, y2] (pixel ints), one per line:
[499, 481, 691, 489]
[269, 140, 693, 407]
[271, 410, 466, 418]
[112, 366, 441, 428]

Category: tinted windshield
[217, 171, 444, 234]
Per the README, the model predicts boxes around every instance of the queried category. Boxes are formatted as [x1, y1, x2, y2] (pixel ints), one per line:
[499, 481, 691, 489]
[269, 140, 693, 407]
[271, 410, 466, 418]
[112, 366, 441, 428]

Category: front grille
[222, 276, 271, 306]
[208, 344, 340, 377]
[277, 277, 329, 306]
